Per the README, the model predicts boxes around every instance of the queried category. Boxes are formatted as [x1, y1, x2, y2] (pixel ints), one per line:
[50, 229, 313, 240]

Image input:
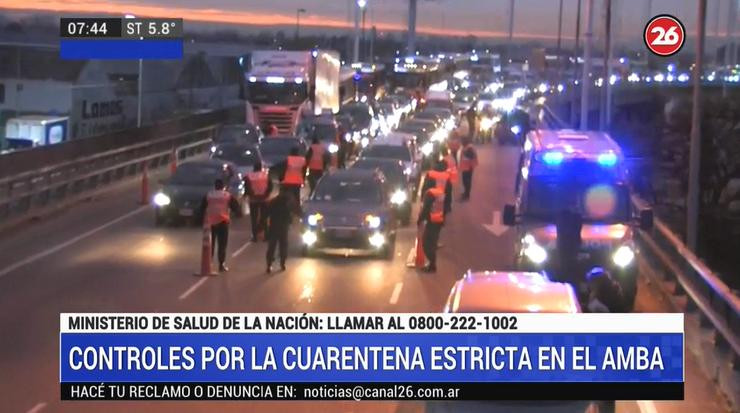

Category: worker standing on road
[244, 161, 272, 242]
[267, 124, 279, 137]
[465, 105, 477, 142]
[442, 145, 459, 187]
[417, 179, 446, 273]
[281, 147, 306, 206]
[556, 209, 583, 284]
[265, 185, 302, 273]
[422, 159, 452, 215]
[585, 267, 626, 313]
[199, 179, 242, 272]
[459, 138, 478, 201]
[448, 130, 461, 165]
[306, 136, 329, 195]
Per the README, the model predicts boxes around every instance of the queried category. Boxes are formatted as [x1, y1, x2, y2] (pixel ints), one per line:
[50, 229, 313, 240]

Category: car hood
[524, 223, 632, 250]
[162, 184, 211, 205]
[303, 202, 385, 227]
[262, 155, 286, 167]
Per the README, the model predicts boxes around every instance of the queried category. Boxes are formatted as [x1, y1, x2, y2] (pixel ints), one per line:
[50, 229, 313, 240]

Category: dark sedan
[301, 169, 396, 258]
[152, 160, 245, 226]
[210, 143, 261, 176]
[212, 123, 262, 148]
[352, 158, 412, 225]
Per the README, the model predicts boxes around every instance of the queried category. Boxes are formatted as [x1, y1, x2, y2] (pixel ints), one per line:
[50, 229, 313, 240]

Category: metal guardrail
[0, 126, 218, 224]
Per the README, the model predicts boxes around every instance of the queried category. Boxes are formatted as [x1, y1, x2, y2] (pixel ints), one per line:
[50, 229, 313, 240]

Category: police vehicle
[503, 129, 653, 310]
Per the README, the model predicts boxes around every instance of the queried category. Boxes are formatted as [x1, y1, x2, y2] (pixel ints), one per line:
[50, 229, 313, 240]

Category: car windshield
[353, 161, 404, 187]
[259, 139, 301, 156]
[216, 126, 252, 143]
[311, 124, 337, 141]
[212, 145, 259, 166]
[342, 104, 372, 126]
[524, 178, 630, 223]
[362, 145, 411, 162]
[312, 178, 382, 203]
[170, 164, 228, 186]
[246, 81, 307, 105]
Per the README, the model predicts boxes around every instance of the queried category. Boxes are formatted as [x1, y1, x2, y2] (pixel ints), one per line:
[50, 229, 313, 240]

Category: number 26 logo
[644, 15, 686, 57]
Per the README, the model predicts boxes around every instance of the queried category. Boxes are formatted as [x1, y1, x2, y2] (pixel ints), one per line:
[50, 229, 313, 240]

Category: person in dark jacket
[586, 267, 626, 312]
[265, 185, 302, 273]
[555, 209, 583, 283]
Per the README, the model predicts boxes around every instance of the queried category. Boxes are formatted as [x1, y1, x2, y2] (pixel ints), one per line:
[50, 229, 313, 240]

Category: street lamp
[353, 0, 367, 63]
[295, 8, 306, 41]
[125, 14, 142, 128]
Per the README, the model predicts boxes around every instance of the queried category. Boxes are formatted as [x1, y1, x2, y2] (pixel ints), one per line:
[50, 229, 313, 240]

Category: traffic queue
[150, 67, 644, 316]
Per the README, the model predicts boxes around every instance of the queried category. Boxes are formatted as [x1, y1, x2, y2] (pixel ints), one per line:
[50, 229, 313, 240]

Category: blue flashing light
[597, 152, 618, 167]
[353, 72, 362, 82]
[542, 151, 564, 165]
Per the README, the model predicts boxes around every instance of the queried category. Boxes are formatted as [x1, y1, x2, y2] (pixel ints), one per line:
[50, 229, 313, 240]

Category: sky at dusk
[0, 0, 733, 44]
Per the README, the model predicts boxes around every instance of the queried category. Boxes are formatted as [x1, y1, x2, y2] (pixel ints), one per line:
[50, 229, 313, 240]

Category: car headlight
[153, 192, 171, 206]
[510, 125, 522, 135]
[360, 137, 370, 148]
[210, 145, 217, 153]
[362, 128, 369, 135]
[403, 166, 412, 176]
[344, 132, 353, 142]
[328, 143, 339, 154]
[421, 142, 434, 156]
[612, 245, 635, 268]
[522, 234, 547, 264]
[390, 190, 407, 205]
[306, 213, 323, 226]
[445, 119, 455, 130]
[302, 230, 318, 246]
[368, 232, 386, 248]
[365, 214, 381, 229]
[480, 117, 495, 131]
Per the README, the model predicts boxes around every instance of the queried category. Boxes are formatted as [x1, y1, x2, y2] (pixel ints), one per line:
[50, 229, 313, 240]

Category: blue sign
[60, 39, 183, 60]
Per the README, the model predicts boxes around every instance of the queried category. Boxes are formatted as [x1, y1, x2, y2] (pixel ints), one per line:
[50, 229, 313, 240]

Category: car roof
[180, 159, 235, 170]
[369, 136, 411, 147]
[354, 157, 404, 170]
[444, 271, 581, 313]
[527, 129, 622, 157]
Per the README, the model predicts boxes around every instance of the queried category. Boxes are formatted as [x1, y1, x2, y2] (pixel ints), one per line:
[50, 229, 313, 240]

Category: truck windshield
[524, 178, 630, 223]
[247, 82, 307, 105]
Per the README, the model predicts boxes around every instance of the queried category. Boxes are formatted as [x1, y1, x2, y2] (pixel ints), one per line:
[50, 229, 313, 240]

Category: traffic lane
[392, 142, 522, 311]
[0, 215, 256, 412]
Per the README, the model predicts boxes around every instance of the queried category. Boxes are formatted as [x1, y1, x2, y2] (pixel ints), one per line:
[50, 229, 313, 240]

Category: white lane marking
[26, 402, 47, 413]
[389, 282, 404, 305]
[231, 241, 252, 258]
[636, 400, 658, 413]
[0, 206, 148, 278]
[178, 277, 210, 301]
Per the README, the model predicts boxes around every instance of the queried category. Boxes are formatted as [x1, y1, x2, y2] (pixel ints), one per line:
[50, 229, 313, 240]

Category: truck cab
[503, 129, 653, 310]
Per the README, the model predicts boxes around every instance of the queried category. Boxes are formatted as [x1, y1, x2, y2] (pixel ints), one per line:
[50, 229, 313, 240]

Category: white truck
[3, 115, 69, 151]
[245, 50, 340, 135]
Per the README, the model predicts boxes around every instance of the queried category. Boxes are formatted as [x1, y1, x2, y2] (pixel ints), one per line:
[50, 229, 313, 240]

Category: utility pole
[557, 0, 564, 78]
[601, 0, 613, 131]
[361, 6, 367, 61]
[369, 26, 376, 63]
[687, 0, 707, 251]
[580, 0, 595, 130]
[508, 0, 515, 43]
[726, 0, 737, 67]
[295, 8, 306, 41]
[407, 0, 417, 55]
[571, 0, 582, 127]
[353, 0, 366, 63]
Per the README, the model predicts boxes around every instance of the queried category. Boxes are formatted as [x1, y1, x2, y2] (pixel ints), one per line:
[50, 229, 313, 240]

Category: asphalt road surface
[0, 143, 731, 413]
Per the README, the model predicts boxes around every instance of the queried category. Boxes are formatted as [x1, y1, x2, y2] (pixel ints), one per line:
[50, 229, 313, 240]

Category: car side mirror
[639, 208, 653, 231]
[503, 204, 517, 226]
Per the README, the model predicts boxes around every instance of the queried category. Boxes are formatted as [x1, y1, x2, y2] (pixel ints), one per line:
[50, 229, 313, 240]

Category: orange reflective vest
[283, 156, 306, 185]
[206, 189, 231, 225]
[247, 170, 269, 197]
[308, 144, 326, 171]
[459, 145, 478, 172]
[427, 169, 449, 191]
[428, 187, 445, 224]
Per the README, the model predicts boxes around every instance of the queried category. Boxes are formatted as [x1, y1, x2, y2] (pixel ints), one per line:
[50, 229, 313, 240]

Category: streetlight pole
[508, 0, 515, 43]
[295, 8, 306, 41]
[687, 0, 707, 251]
[556, 0, 564, 80]
[125, 14, 142, 128]
[361, 6, 367, 61]
[407, 0, 417, 55]
[571, 0, 582, 127]
[580, 0, 595, 130]
[353, 0, 366, 63]
[602, 0, 613, 131]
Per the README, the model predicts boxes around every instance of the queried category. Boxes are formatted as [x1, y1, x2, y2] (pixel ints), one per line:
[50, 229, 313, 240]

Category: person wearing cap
[199, 179, 242, 272]
[586, 267, 626, 313]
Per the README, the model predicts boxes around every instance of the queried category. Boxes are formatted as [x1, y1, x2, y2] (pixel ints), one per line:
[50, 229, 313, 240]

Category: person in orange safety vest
[244, 161, 273, 241]
[422, 159, 452, 215]
[459, 138, 478, 201]
[281, 147, 306, 205]
[199, 179, 242, 272]
[417, 182, 446, 273]
[306, 136, 329, 195]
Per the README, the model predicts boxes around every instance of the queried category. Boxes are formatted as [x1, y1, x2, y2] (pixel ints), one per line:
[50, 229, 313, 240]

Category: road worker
[417, 178, 447, 273]
[306, 136, 329, 195]
[199, 179, 241, 272]
[281, 146, 307, 206]
[244, 161, 272, 241]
